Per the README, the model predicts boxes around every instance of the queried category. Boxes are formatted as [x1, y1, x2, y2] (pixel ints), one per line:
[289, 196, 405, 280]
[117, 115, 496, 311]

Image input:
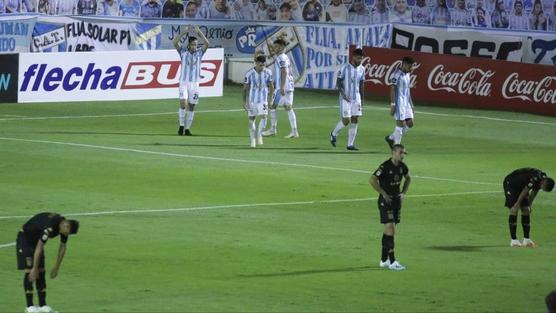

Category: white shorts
[247, 102, 268, 117]
[339, 97, 362, 118]
[394, 103, 414, 121]
[178, 82, 200, 105]
[273, 90, 294, 107]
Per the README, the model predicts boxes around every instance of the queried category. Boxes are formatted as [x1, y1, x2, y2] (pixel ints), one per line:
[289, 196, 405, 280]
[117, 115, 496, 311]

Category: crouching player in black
[369, 144, 411, 270]
[503, 168, 554, 247]
[16, 213, 79, 313]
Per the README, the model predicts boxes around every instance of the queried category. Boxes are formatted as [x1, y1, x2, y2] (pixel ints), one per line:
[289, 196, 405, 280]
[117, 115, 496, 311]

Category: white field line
[0, 136, 499, 186]
[0, 105, 554, 126]
[0, 190, 499, 250]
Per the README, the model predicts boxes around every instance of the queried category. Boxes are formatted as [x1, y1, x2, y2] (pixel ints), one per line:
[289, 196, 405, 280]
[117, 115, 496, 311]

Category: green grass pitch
[0, 86, 555, 312]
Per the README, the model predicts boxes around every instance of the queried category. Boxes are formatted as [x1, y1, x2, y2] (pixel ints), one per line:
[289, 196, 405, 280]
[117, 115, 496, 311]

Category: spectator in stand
[412, 0, 432, 23]
[472, 5, 489, 25]
[370, 0, 390, 23]
[548, 0, 556, 31]
[54, 0, 76, 14]
[451, 0, 472, 24]
[254, 0, 268, 19]
[232, 0, 255, 19]
[0, 0, 5, 13]
[326, 0, 348, 21]
[97, 0, 120, 15]
[209, 0, 232, 18]
[278, 0, 293, 18]
[77, 0, 97, 14]
[21, 0, 34, 12]
[491, 0, 509, 27]
[162, 0, 184, 17]
[348, 0, 371, 22]
[389, 0, 412, 21]
[432, 0, 451, 23]
[266, 2, 277, 18]
[37, 0, 53, 13]
[119, 0, 140, 15]
[302, 0, 324, 20]
[530, 0, 548, 29]
[5, 0, 21, 12]
[141, 0, 162, 16]
[508, 0, 529, 29]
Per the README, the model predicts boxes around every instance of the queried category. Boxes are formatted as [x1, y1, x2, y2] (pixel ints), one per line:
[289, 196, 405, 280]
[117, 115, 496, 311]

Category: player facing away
[173, 25, 209, 136]
[243, 55, 275, 148]
[261, 38, 299, 139]
[369, 144, 411, 271]
[385, 56, 415, 150]
[330, 48, 365, 151]
[503, 168, 554, 247]
[16, 213, 79, 313]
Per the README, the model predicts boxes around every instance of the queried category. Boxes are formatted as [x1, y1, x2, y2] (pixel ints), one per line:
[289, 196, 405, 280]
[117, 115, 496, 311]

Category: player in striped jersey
[385, 56, 415, 149]
[243, 55, 275, 148]
[330, 48, 365, 151]
[173, 26, 209, 136]
[262, 38, 299, 138]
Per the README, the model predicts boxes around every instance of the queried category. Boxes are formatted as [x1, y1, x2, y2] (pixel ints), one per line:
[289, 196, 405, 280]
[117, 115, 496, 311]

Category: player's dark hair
[279, 2, 291, 10]
[546, 290, 556, 312]
[274, 38, 287, 46]
[188, 36, 198, 44]
[476, 6, 485, 13]
[255, 55, 267, 63]
[402, 56, 414, 65]
[353, 48, 364, 56]
[68, 220, 80, 234]
[392, 144, 405, 152]
[545, 177, 555, 192]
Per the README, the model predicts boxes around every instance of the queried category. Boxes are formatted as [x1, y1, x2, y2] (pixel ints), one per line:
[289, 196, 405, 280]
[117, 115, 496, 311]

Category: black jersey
[22, 212, 68, 245]
[373, 159, 409, 196]
[504, 168, 547, 193]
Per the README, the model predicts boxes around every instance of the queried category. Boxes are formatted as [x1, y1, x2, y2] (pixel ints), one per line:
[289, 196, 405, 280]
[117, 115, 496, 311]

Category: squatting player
[330, 48, 365, 151]
[16, 213, 79, 313]
[174, 25, 209, 136]
[369, 144, 411, 271]
[262, 38, 299, 139]
[385, 56, 415, 149]
[243, 54, 275, 148]
[503, 168, 554, 247]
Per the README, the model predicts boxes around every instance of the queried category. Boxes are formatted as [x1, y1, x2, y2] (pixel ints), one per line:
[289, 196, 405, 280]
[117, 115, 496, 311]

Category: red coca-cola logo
[427, 65, 494, 97]
[362, 57, 418, 88]
[502, 73, 556, 104]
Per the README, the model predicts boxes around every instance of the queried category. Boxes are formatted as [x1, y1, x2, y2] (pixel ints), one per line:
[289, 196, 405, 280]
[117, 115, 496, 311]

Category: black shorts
[378, 194, 401, 224]
[16, 231, 44, 270]
[503, 180, 530, 209]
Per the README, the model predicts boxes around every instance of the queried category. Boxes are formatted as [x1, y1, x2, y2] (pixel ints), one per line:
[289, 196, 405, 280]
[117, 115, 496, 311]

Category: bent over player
[174, 25, 209, 136]
[503, 168, 554, 247]
[369, 144, 411, 270]
[16, 212, 79, 313]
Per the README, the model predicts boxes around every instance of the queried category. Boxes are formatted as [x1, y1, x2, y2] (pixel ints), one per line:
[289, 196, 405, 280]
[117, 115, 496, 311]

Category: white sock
[402, 125, 410, 134]
[393, 126, 404, 144]
[347, 123, 358, 147]
[270, 109, 277, 131]
[258, 116, 267, 138]
[332, 121, 345, 136]
[178, 108, 185, 127]
[185, 111, 195, 129]
[287, 109, 297, 133]
[249, 119, 256, 140]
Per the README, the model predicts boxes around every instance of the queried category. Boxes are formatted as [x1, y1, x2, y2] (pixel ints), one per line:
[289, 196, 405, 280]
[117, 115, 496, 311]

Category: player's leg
[178, 82, 188, 136]
[184, 84, 199, 135]
[347, 102, 362, 150]
[331, 98, 350, 147]
[387, 198, 405, 270]
[392, 119, 405, 145]
[248, 116, 257, 148]
[263, 92, 278, 136]
[505, 183, 521, 247]
[521, 206, 535, 247]
[378, 197, 393, 268]
[403, 118, 414, 135]
[284, 92, 298, 138]
[257, 103, 267, 145]
[17, 232, 37, 312]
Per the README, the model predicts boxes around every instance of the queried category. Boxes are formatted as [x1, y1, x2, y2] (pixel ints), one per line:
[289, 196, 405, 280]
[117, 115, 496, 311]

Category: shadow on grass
[426, 245, 507, 252]
[239, 266, 379, 278]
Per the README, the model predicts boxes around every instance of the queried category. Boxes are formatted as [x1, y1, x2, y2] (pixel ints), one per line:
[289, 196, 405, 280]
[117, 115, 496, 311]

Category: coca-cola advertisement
[361, 47, 556, 116]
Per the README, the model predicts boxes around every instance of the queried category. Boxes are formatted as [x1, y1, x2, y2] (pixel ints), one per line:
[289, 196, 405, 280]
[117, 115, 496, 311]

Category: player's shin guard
[402, 125, 410, 134]
[347, 123, 358, 147]
[270, 109, 277, 131]
[332, 121, 345, 136]
[287, 110, 297, 133]
[383, 234, 395, 262]
[36, 271, 46, 306]
[521, 215, 530, 239]
[23, 273, 34, 307]
[509, 215, 518, 240]
[178, 108, 186, 127]
[185, 111, 195, 130]
[393, 126, 404, 144]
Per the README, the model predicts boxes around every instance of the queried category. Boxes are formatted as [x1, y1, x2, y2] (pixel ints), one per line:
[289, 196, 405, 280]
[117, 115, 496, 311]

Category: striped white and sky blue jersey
[337, 62, 365, 103]
[119, 0, 140, 16]
[179, 47, 205, 84]
[244, 67, 274, 104]
[508, 12, 529, 29]
[273, 53, 294, 92]
[389, 68, 411, 108]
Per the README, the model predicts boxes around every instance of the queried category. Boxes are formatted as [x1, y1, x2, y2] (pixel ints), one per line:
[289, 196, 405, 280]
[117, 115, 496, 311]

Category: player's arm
[512, 185, 530, 210]
[194, 25, 209, 53]
[360, 79, 365, 105]
[50, 241, 66, 279]
[336, 76, 348, 101]
[242, 82, 249, 111]
[29, 239, 45, 281]
[268, 80, 275, 104]
[528, 188, 539, 208]
[173, 26, 190, 51]
[401, 172, 411, 197]
[389, 84, 396, 116]
[280, 67, 287, 95]
[370, 175, 392, 204]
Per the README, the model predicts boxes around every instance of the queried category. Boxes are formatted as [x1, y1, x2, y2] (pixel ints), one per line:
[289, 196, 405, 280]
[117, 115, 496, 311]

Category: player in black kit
[16, 213, 79, 313]
[369, 144, 411, 271]
[503, 168, 554, 247]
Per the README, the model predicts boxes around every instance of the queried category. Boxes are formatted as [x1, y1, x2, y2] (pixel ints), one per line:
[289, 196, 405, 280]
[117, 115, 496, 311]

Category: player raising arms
[385, 56, 415, 149]
[330, 48, 365, 151]
[262, 38, 299, 139]
[243, 54, 274, 148]
[174, 25, 209, 136]
[503, 168, 554, 247]
[16, 212, 79, 313]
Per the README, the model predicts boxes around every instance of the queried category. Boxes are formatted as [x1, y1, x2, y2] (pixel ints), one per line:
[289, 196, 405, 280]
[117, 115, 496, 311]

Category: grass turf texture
[0, 87, 555, 312]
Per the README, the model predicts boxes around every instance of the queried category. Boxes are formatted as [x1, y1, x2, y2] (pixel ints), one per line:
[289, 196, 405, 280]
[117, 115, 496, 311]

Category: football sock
[287, 110, 297, 133]
[248, 120, 256, 140]
[185, 111, 195, 130]
[23, 273, 34, 307]
[402, 125, 410, 134]
[178, 108, 185, 127]
[332, 121, 345, 136]
[36, 271, 46, 306]
[386, 235, 396, 262]
[393, 126, 404, 144]
[521, 215, 530, 239]
[270, 109, 277, 131]
[381, 234, 388, 262]
[258, 117, 267, 138]
[509, 215, 518, 240]
[347, 123, 358, 147]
